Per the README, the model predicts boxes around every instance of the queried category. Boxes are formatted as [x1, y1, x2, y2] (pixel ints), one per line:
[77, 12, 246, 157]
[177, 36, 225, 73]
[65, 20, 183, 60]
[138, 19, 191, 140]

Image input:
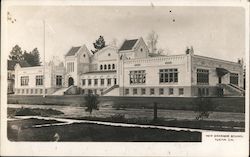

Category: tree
[30, 48, 41, 66]
[91, 36, 106, 54]
[147, 31, 158, 54]
[22, 48, 41, 66]
[9, 45, 23, 61]
[84, 93, 99, 115]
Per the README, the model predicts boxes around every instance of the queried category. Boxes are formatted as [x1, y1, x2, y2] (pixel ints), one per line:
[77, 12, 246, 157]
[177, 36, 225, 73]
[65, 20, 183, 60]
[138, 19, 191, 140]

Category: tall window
[100, 65, 103, 70]
[94, 79, 98, 86]
[107, 78, 111, 86]
[197, 69, 209, 84]
[114, 78, 117, 85]
[104, 64, 107, 70]
[67, 62, 74, 72]
[36, 75, 43, 86]
[150, 88, 155, 95]
[129, 70, 146, 84]
[82, 79, 86, 86]
[108, 64, 111, 70]
[141, 88, 146, 95]
[179, 88, 184, 95]
[101, 79, 105, 85]
[159, 69, 178, 83]
[133, 88, 138, 95]
[88, 79, 92, 86]
[56, 75, 62, 86]
[125, 88, 129, 95]
[21, 76, 29, 86]
[112, 64, 115, 69]
[169, 88, 174, 95]
[230, 73, 238, 85]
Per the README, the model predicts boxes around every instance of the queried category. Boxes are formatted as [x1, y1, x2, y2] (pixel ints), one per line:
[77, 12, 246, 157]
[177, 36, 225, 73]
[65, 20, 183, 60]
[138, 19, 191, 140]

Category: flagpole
[43, 19, 46, 97]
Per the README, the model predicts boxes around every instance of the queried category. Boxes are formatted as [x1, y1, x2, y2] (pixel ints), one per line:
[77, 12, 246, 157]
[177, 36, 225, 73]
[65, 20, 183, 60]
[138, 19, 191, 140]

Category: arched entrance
[68, 77, 74, 87]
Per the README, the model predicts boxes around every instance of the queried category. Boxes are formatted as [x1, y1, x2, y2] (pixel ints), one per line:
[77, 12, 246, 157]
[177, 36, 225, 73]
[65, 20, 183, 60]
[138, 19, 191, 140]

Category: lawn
[7, 118, 201, 142]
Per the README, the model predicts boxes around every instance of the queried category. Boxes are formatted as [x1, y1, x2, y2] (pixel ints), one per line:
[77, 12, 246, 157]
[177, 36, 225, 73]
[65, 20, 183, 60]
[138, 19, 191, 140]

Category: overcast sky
[7, 6, 245, 63]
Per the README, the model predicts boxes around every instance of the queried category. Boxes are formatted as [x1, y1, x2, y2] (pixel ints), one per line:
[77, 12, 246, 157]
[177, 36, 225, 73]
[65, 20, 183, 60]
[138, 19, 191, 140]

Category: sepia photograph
[1, 0, 249, 156]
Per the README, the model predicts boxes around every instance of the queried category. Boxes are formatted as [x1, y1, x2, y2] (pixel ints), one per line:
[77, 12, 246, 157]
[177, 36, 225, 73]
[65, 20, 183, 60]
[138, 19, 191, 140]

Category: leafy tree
[22, 48, 41, 66]
[9, 45, 23, 61]
[91, 36, 106, 54]
[84, 93, 99, 115]
[30, 48, 41, 66]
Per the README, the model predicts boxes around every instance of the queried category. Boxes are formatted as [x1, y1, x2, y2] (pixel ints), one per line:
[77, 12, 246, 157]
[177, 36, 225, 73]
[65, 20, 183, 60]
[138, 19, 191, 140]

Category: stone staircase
[52, 85, 79, 95]
[219, 84, 245, 96]
[101, 84, 119, 96]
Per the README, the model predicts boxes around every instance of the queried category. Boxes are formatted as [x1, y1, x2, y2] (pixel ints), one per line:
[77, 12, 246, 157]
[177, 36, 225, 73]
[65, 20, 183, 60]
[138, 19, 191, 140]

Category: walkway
[10, 116, 230, 133]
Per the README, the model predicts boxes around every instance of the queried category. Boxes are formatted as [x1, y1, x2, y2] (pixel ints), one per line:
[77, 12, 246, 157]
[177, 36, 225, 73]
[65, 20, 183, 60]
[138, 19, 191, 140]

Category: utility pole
[43, 20, 46, 97]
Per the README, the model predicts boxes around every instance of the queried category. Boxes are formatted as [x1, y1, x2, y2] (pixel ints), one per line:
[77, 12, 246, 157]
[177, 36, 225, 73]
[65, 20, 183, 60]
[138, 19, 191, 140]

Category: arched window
[112, 64, 115, 69]
[100, 65, 103, 70]
[108, 64, 111, 70]
[104, 64, 107, 70]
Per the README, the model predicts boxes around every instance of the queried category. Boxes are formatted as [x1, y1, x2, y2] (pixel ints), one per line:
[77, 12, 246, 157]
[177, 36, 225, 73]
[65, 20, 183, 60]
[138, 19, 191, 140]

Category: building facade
[13, 37, 244, 97]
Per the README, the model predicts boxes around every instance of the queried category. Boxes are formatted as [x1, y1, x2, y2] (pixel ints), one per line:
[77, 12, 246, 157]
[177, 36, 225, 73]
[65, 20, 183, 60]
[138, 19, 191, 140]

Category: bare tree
[147, 31, 158, 54]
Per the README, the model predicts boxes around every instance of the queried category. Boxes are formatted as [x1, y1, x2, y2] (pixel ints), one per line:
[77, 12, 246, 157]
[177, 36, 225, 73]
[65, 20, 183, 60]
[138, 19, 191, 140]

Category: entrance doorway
[68, 77, 74, 87]
[218, 77, 222, 84]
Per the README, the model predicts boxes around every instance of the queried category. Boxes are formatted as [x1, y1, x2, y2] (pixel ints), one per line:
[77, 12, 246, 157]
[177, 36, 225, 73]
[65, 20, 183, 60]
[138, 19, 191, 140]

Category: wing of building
[12, 37, 245, 97]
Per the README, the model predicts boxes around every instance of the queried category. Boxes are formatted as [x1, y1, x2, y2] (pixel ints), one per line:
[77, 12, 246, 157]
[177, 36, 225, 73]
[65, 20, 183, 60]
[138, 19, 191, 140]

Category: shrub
[84, 93, 99, 115]
[194, 97, 216, 120]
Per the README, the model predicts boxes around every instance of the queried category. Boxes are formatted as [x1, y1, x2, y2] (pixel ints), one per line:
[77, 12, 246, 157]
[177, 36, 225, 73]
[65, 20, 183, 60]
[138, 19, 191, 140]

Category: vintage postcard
[1, 0, 249, 156]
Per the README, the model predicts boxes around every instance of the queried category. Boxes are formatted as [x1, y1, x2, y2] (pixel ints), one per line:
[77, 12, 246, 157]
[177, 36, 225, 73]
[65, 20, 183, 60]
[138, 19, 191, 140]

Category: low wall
[7, 95, 245, 113]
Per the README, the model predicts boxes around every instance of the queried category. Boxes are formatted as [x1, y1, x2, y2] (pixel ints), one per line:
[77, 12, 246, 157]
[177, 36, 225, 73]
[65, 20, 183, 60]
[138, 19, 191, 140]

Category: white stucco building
[13, 37, 244, 97]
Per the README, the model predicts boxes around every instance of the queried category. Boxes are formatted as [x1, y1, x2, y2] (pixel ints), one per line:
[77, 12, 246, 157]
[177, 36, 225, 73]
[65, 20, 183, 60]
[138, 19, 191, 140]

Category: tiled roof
[8, 60, 31, 70]
[119, 39, 138, 51]
[65, 46, 81, 56]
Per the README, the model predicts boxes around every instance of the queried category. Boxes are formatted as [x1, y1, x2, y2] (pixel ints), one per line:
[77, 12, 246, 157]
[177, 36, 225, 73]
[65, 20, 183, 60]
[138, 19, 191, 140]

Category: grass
[8, 107, 64, 117]
[8, 95, 245, 113]
[7, 118, 201, 142]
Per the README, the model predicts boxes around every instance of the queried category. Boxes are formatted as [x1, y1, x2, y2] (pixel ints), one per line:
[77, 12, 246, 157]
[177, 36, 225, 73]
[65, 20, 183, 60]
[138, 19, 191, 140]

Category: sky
[7, 5, 246, 63]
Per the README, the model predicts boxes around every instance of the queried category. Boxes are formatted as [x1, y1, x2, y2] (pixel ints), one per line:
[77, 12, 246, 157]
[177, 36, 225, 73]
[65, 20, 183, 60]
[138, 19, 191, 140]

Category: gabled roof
[65, 46, 81, 56]
[8, 60, 31, 70]
[119, 39, 138, 51]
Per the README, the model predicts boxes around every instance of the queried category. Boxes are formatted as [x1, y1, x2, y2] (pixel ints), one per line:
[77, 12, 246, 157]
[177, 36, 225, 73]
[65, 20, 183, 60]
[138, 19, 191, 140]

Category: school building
[12, 37, 245, 97]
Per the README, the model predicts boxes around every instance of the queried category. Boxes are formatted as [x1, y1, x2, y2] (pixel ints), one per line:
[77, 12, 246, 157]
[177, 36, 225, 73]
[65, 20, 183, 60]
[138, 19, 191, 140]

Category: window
[112, 64, 115, 69]
[197, 69, 209, 84]
[169, 88, 174, 95]
[159, 69, 178, 83]
[88, 79, 92, 86]
[150, 88, 155, 95]
[179, 88, 184, 95]
[67, 62, 74, 72]
[45, 89, 47, 94]
[114, 78, 117, 85]
[82, 79, 86, 86]
[26, 89, 29, 94]
[108, 53, 111, 56]
[17, 89, 20, 94]
[35, 89, 37, 94]
[30, 89, 33, 94]
[22, 89, 24, 94]
[205, 88, 209, 96]
[125, 89, 129, 95]
[104, 64, 107, 70]
[230, 73, 238, 85]
[56, 75, 62, 86]
[107, 78, 111, 86]
[100, 65, 103, 70]
[40, 89, 43, 94]
[141, 88, 146, 95]
[159, 88, 164, 95]
[129, 70, 146, 84]
[108, 64, 111, 70]
[133, 88, 137, 95]
[36, 75, 43, 86]
[83, 54, 86, 58]
[101, 79, 105, 85]
[21, 76, 29, 86]
[94, 79, 98, 86]
[140, 48, 143, 52]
